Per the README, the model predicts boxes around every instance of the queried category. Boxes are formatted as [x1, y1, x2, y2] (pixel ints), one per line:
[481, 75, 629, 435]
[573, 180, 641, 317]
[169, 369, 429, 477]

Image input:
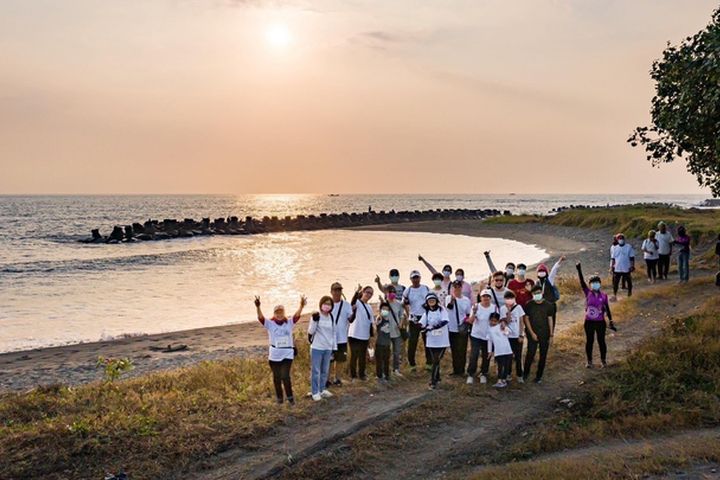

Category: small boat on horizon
[328, 194, 340, 197]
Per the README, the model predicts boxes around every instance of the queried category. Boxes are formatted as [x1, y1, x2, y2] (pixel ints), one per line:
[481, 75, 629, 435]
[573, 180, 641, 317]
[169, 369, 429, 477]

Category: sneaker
[493, 381, 506, 388]
[333, 378, 343, 386]
[320, 389, 333, 398]
[312, 393, 322, 401]
[600, 361, 608, 369]
[586, 362, 593, 369]
[534, 378, 542, 384]
[466, 376, 474, 385]
[429, 383, 437, 390]
[479, 375, 487, 384]
[506, 376, 512, 383]
[393, 369, 404, 377]
[287, 397, 295, 406]
[518, 377, 525, 384]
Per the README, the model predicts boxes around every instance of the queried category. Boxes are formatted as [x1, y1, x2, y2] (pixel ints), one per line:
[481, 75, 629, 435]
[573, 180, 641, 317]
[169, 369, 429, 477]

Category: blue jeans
[678, 251, 690, 281]
[311, 348, 333, 395]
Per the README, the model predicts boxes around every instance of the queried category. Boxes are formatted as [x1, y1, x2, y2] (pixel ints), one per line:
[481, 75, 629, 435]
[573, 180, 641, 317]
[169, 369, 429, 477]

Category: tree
[629, 8, 720, 197]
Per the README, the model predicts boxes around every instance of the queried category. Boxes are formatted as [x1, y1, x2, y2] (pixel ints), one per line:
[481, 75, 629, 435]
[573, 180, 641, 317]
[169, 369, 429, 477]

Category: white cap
[273, 304, 285, 313]
[410, 270, 421, 278]
[480, 289, 492, 297]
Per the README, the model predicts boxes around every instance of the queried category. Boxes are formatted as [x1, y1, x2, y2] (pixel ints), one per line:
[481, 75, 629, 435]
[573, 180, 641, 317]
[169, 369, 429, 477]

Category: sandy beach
[0, 219, 609, 392]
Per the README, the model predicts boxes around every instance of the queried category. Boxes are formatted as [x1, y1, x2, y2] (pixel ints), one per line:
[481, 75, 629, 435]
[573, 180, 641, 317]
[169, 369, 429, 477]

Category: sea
[0, 194, 707, 353]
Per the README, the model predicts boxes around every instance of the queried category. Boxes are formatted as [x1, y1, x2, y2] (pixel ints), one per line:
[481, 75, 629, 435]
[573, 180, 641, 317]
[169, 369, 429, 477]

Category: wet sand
[0, 219, 609, 392]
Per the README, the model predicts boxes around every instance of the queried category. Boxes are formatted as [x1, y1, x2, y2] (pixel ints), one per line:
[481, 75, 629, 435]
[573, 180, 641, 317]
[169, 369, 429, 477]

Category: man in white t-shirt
[446, 280, 472, 376]
[655, 221, 674, 280]
[329, 282, 352, 386]
[610, 233, 635, 301]
[402, 270, 430, 371]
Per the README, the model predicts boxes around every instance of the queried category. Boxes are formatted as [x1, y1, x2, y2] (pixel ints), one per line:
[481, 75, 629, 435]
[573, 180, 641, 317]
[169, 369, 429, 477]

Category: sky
[0, 0, 717, 195]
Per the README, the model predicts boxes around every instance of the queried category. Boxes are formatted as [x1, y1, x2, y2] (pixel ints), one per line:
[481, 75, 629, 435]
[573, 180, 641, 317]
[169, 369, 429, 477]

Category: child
[374, 303, 393, 382]
[419, 292, 450, 389]
[487, 312, 513, 388]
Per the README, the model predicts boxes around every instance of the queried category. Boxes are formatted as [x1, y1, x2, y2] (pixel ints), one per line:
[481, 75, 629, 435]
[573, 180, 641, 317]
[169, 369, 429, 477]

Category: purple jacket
[582, 286, 610, 322]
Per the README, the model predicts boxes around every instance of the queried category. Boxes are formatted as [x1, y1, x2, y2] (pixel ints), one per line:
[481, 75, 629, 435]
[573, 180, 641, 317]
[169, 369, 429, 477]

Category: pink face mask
[321, 304, 332, 313]
[387, 293, 397, 301]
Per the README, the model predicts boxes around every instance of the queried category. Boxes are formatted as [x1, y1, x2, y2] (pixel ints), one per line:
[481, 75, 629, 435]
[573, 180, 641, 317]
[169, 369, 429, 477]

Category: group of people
[255, 220, 697, 405]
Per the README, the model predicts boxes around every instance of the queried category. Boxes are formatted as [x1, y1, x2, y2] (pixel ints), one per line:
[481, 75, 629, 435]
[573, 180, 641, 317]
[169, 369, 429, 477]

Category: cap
[425, 292, 439, 301]
[330, 282, 343, 291]
[410, 270, 421, 278]
[537, 263, 549, 273]
[273, 304, 285, 313]
[480, 289, 492, 297]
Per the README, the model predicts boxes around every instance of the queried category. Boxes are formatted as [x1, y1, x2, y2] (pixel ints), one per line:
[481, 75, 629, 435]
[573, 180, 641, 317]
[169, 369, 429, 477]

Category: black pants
[269, 359, 293, 401]
[495, 354, 512, 380]
[427, 347, 446, 386]
[523, 337, 550, 381]
[584, 321, 607, 363]
[612, 272, 633, 296]
[467, 337, 489, 377]
[449, 331, 469, 375]
[645, 259, 658, 280]
[508, 337, 524, 378]
[375, 344, 390, 379]
[348, 337, 369, 379]
[658, 254, 671, 279]
[408, 322, 431, 367]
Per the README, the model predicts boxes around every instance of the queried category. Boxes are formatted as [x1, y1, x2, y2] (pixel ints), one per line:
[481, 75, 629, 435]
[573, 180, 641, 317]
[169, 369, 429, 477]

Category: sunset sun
[265, 23, 291, 48]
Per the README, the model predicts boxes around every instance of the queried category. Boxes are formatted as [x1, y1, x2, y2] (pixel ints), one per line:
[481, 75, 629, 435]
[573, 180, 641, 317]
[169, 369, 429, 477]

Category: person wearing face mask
[308, 296, 337, 401]
[402, 270, 431, 371]
[488, 271, 511, 309]
[453, 268, 474, 302]
[522, 285, 554, 384]
[383, 285, 407, 376]
[375, 268, 406, 299]
[467, 290, 494, 384]
[446, 280, 473, 376]
[499, 290, 526, 383]
[535, 256, 565, 329]
[419, 292, 450, 389]
[655, 222, 674, 280]
[348, 285, 375, 381]
[418, 255, 453, 292]
[374, 302, 393, 382]
[576, 262, 615, 369]
[430, 272, 450, 311]
[508, 263, 534, 307]
[487, 312, 513, 388]
[255, 295, 307, 405]
[610, 234, 635, 301]
[329, 282, 352, 386]
[483, 251, 515, 286]
[641, 230, 660, 284]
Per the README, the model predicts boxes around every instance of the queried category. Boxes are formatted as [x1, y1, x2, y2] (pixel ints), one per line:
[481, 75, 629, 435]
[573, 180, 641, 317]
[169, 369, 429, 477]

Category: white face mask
[533, 293, 543, 302]
[456, 275, 464, 282]
[442, 270, 452, 277]
[618, 239, 626, 246]
[433, 279, 442, 287]
[506, 268, 515, 276]
[381, 309, 390, 318]
[538, 271, 547, 279]
[517, 268, 526, 276]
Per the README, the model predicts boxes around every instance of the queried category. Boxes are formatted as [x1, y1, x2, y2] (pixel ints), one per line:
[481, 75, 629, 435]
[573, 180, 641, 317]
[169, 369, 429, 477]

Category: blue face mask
[389, 276, 399, 283]
[590, 282, 601, 291]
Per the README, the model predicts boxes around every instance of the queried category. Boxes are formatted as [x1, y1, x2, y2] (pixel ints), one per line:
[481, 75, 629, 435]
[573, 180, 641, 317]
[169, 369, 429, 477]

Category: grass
[0, 336, 321, 480]
[504, 290, 720, 463]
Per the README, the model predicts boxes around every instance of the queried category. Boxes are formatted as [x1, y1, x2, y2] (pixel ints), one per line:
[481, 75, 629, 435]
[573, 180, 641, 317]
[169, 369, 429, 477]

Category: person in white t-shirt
[418, 255, 453, 293]
[499, 290, 526, 383]
[655, 222, 674, 280]
[402, 270, 431, 371]
[641, 230, 660, 283]
[348, 285, 375, 381]
[467, 289, 495, 384]
[308, 296, 337, 401]
[446, 280, 473, 376]
[419, 292, 450, 389]
[487, 312, 513, 388]
[610, 233, 635, 301]
[488, 271, 511, 309]
[255, 295, 307, 405]
[329, 282, 352, 387]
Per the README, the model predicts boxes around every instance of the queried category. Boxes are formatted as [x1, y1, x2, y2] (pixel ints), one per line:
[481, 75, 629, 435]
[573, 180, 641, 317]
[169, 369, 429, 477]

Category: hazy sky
[1, 0, 716, 195]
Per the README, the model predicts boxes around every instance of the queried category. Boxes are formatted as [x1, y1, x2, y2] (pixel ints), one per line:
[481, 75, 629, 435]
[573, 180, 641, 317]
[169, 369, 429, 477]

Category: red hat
[537, 263, 549, 273]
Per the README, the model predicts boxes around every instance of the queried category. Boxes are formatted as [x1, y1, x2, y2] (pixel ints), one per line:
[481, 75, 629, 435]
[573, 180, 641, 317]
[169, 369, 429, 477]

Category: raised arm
[293, 295, 307, 323]
[483, 251, 498, 275]
[576, 262, 589, 294]
[254, 296, 265, 324]
[418, 254, 438, 275]
[549, 256, 565, 284]
[374, 275, 386, 294]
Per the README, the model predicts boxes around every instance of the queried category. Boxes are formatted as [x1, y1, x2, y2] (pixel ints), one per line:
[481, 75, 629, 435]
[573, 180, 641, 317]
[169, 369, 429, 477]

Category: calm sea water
[0, 194, 706, 352]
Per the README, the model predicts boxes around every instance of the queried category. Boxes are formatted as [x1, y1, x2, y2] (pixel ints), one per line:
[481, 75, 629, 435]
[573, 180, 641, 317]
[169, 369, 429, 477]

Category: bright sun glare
[265, 24, 292, 48]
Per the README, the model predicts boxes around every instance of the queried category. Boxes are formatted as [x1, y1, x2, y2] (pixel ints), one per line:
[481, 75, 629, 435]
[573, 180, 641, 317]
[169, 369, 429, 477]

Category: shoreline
[0, 219, 610, 392]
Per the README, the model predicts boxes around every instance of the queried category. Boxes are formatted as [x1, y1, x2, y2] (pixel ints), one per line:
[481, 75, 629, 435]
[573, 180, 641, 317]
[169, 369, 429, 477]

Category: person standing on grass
[308, 296, 337, 401]
[674, 226, 691, 283]
[418, 255, 452, 293]
[348, 285, 374, 381]
[374, 302, 393, 382]
[255, 295, 307, 405]
[610, 234, 635, 301]
[499, 290, 525, 383]
[656, 222, 674, 280]
[488, 271, 511, 310]
[467, 289, 494, 385]
[576, 262, 616, 369]
[430, 272, 450, 314]
[446, 280, 473, 377]
[483, 251, 515, 286]
[508, 263, 534, 307]
[641, 230, 660, 284]
[329, 282, 351, 386]
[375, 268, 406, 299]
[419, 292, 450, 390]
[383, 286, 407, 376]
[402, 270, 431, 371]
[523, 285, 554, 384]
[535, 257, 564, 329]
[487, 312, 513, 388]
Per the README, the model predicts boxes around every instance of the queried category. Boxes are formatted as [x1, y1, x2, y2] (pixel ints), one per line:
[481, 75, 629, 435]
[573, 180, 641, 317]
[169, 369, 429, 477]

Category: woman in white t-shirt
[467, 289, 495, 385]
[641, 230, 660, 284]
[255, 295, 307, 405]
[487, 312, 513, 388]
[419, 292, 450, 390]
[308, 296, 337, 401]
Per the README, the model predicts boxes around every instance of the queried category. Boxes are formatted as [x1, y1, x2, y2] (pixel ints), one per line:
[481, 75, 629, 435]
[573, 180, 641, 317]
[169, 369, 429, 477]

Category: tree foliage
[629, 8, 720, 197]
